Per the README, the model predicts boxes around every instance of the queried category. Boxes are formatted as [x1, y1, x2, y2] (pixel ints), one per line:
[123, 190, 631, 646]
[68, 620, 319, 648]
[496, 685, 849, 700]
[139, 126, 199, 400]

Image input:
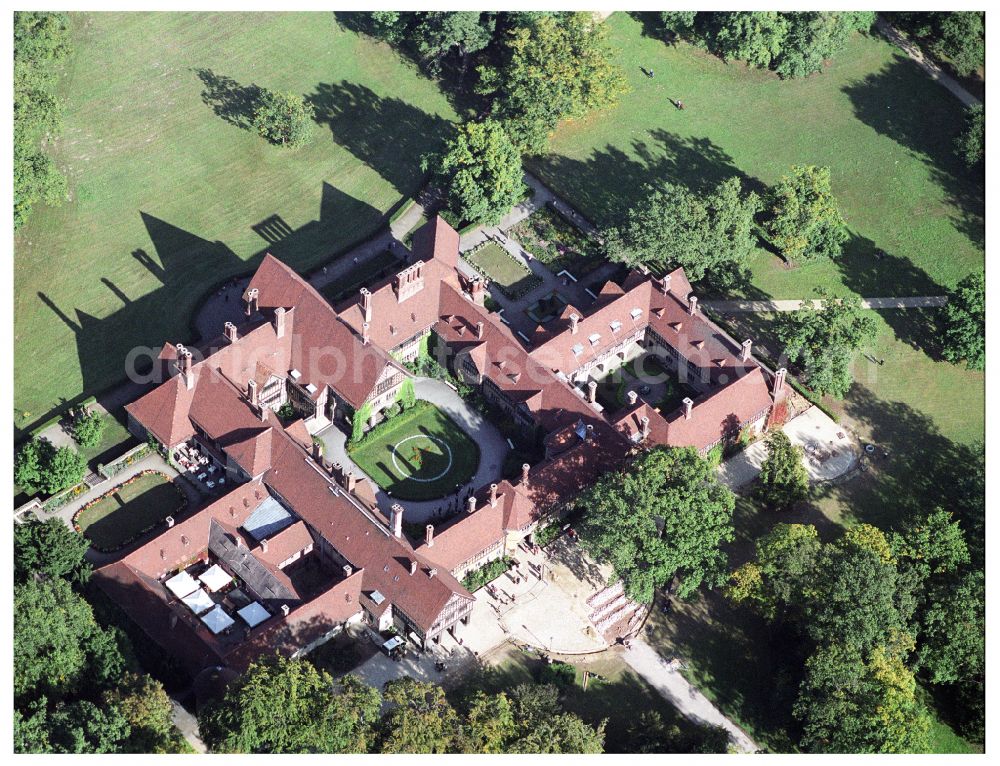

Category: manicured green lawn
[465, 242, 543, 299]
[534, 14, 983, 301]
[14, 11, 457, 436]
[76, 471, 186, 551]
[348, 402, 479, 501]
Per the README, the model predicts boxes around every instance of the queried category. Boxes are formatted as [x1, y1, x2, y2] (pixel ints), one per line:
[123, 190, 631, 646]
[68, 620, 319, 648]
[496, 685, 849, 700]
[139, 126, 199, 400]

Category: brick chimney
[360, 288, 373, 323]
[476, 321, 484, 340]
[176, 345, 194, 390]
[773, 367, 787, 395]
[390, 503, 404, 538]
[661, 274, 671, 295]
[470, 279, 485, 306]
[273, 306, 286, 338]
[521, 462, 530, 485]
[587, 380, 598, 403]
[312, 439, 322, 461]
[362, 322, 370, 346]
[247, 379, 259, 407]
[281, 603, 290, 616]
[467, 496, 476, 513]
[224, 322, 238, 343]
[343, 564, 353, 577]
[640, 415, 650, 439]
[569, 313, 580, 334]
[688, 295, 698, 316]
[261, 538, 269, 553]
[489, 483, 498, 507]
[425, 524, 434, 547]
[245, 287, 259, 316]
[394, 262, 425, 303]
[345, 470, 357, 494]
[165, 516, 175, 528]
[627, 390, 639, 406]
[683, 397, 693, 420]
[409, 559, 418, 576]
[741, 339, 752, 362]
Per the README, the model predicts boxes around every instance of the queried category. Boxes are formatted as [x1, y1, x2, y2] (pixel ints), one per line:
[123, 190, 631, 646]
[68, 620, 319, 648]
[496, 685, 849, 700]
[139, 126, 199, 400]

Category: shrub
[533, 521, 562, 548]
[72, 410, 106, 448]
[538, 661, 577, 688]
[461, 556, 512, 592]
[276, 402, 296, 421]
[252, 89, 314, 148]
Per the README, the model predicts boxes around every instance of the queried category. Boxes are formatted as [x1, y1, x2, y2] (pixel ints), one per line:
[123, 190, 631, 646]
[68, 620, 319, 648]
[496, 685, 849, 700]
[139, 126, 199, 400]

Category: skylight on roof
[610, 320, 622, 332]
[304, 383, 317, 394]
[572, 343, 584, 356]
[588, 333, 601, 346]
[370, 590, 386, 605]
[630, 308, 642, 320]
[289, 369, 301, 380]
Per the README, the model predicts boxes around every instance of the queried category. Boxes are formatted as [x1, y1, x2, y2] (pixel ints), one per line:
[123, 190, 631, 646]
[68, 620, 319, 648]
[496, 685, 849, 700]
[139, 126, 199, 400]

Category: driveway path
[701, 296, 946, 313]
[316, 377, 509, 525]
[623, 639, 758, 753]
[876, 17, 981, 108]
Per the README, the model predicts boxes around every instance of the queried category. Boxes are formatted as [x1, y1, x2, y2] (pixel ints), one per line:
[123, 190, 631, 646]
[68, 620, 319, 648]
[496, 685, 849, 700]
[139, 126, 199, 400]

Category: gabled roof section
[125, 372, 198, 447]
[411, 215, 460, 269]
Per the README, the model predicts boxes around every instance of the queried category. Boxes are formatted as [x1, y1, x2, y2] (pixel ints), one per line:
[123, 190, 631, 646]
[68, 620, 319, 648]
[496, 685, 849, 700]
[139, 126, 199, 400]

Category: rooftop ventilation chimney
[360, 288, 373, 323]
[773, 367, 787, 395]
[343, 564, 353, 577]
[741, 339, 752, 362]
[165, 516, 175, 528]
[587, 380, 598, 403]
[245, 287, 259, 316]
[569, 313, 580, 334]
[273, 306, 286, 338]
[627, 390, 639, 406]
[489, 483, 498, 507]
[390, 504, 404, 538]
[640, 415, 650, 439]
[425, 524, 434, 547]
[688, 295, 698, 316]
[467, 496, 476, 514]
[662, 274, 672, 295]
[362, 322, 370, 346]
[683, 397, 694, 420]
[261, 538, 269, 553]
[521, 463, 530, 486]
[428, 568, 437, 579]
[224, 322, 238, 342]
[409, 560, 418, 576]
[476, 321, 484, 339]
[281, 604, 290, 616]
[247, 379, 259, 407]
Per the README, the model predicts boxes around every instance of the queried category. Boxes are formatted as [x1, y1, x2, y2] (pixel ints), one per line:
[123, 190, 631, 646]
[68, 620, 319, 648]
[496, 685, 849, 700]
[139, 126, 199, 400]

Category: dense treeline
[887, 12, 985, 78]
[13, 517, 190, 753]
[352, 11, 626, 227]
[656, 11, 876, 78]
[199, 654, 608, 753]
[14, 11, 71, 230]
[729, 446, 986, 752]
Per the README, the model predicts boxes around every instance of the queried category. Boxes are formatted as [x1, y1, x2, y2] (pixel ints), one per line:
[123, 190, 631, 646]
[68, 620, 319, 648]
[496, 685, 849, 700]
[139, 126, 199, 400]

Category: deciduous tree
[379, 677, 460, 753]
[765, 165, 848, 262]
[603, 177, 760, 287]
[941, 269, 985, 371]
[72, 410, 106, 448]
[712, 12, 789, 69]
[774, 290, 879, 398]
[753, 430, 809, 511]
[252, 89, 314, 148]
[955, 104, 984, 167]
[14, 516, 91, 584]
[578, 447, 735, 602]
[432, 119, 526, 226]
[478, 12, 627, 154]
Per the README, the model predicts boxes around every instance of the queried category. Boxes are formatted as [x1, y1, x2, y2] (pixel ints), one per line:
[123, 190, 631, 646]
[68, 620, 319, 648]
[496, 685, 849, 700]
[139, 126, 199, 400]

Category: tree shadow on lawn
[815, 382, 983, 551]
[643, 588, 805, 751]
[534, 129, 767, 226]
[194, 68, 263, 130]
[308, 80, 456, 195]
[842, 55, 984, 250]
[82, 480, 185, 551]
[835, 230, 949, 361]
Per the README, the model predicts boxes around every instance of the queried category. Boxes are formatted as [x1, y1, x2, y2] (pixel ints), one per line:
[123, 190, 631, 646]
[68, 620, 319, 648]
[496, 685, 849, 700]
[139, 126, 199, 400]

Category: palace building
[97, 216, 786, 674]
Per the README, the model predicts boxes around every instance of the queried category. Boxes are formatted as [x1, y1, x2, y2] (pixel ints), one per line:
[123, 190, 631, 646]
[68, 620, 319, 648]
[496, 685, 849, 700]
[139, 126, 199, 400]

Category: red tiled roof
[255, 520, 313, 568]
[416, 502, 505, 573]
[411, 215, 460, 269]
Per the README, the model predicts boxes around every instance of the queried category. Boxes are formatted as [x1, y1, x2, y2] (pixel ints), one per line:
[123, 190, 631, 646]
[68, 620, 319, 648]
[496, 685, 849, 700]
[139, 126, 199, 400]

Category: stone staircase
[587, 582, 648, 642]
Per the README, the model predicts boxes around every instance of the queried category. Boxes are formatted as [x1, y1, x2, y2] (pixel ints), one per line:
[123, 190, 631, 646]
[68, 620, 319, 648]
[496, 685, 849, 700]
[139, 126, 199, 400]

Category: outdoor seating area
[162, 559, 274, 640]
[174, 441, 228, 492]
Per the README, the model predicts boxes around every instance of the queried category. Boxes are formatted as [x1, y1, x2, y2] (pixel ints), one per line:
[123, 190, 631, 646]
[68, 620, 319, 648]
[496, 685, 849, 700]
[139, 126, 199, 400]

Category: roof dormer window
[588, 333, 601, 347]
[610, 320, 622, 333]
[572, 343, 583, 356]
[630, 308, 642, 320]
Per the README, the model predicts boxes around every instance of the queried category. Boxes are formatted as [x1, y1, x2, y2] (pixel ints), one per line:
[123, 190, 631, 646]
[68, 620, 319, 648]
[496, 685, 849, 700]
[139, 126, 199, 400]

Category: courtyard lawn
[14, 11, 457, 436]
[319, 249, 404, 306]
[465, 242, 543, 299]
[348, 401, 480, 501]
[75, 471, 186, 551]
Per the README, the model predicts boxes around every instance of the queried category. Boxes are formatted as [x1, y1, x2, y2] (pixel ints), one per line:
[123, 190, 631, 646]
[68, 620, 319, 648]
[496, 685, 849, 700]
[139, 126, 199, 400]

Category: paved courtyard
[717, 405, 858, 490]
[461, 538, 613, 657]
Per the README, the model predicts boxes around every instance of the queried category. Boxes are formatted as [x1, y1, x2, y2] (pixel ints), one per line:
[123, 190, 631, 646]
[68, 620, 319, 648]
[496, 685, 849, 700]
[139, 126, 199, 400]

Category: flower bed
[507, 202, 603, 278]
[73, 470, 187, 552]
